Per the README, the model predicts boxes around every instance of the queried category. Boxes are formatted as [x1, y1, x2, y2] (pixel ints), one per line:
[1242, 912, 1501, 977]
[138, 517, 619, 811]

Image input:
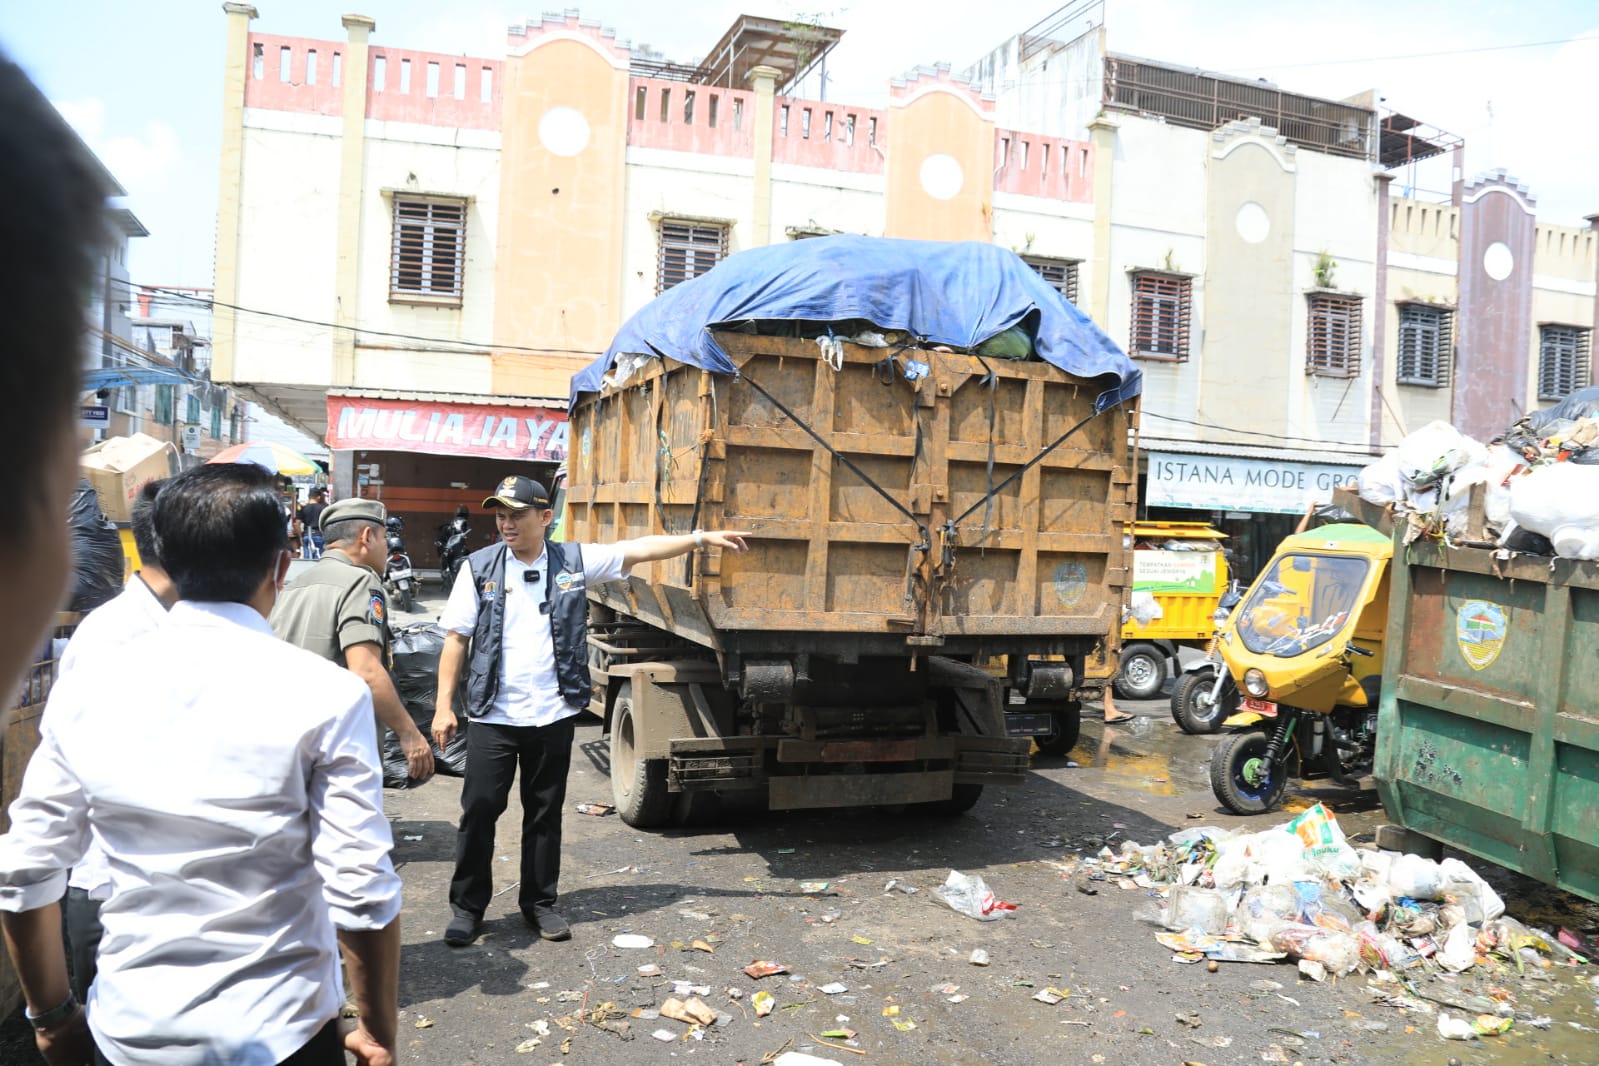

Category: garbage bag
[1357, 452, 1405, 506]
[1508, 463, 1599, 559]
[1519, 385, 1599, 437]
[1396, 421, 1483, 488]
[68, 479, 124, 613]
[382, 623, 468, 787]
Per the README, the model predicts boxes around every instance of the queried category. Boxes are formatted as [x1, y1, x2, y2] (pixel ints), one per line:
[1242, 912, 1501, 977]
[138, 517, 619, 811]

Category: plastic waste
[936, 870, 1017, 921]
[1126, 590, 1164, 627]
[1286, 803, 1362, 879]
[612, 934, 654, 949]
[1357, 452, 1405, 506]
[1298, 930, 1361, 975]
[1387, 853, 1445, 901]
[1438, 922, 1477, 972]
[1439, 857, 1506, 922]
[1164, 886, 1230, 935]
[1396, 420, 1483, 488]
[1437, 1012, 1513, 1040]
[1509, 462, 1599, 559]
[382, 624, 470, 787]
[969, 949, 990, 966]
[773, 1053, 844, 1066]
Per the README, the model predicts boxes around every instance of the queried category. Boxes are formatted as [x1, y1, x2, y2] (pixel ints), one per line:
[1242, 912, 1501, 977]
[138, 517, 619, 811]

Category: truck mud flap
[953, 736, 1031, 784]
[769, 771, 955, 810]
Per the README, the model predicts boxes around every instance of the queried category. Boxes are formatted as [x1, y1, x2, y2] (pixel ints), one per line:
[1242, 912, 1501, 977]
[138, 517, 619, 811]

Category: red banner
[326, 396, 568, 461]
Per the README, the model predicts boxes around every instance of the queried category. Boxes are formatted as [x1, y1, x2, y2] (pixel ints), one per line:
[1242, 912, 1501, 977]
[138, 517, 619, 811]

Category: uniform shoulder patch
[369, 592, 386, 626]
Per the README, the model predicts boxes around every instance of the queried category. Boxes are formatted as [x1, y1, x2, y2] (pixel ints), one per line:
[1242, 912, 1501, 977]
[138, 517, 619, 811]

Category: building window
[1306, 293, 1362, 377]
[211, 404, 224, 440]
[1538, 324, 1593, 401]
[1129, 272, 1191, 361]
[657, 220, 727, 294]
[186, 393, 201, 424]
[1025, 256, 1081, 307]
[154, 385, 175, 425]
[389, 196, 466, 305]
[1396, 303, 1453, 387]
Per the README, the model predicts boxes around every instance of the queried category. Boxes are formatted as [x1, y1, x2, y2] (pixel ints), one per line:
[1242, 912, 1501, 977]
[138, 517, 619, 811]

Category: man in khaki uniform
[273, 498, 435, 782]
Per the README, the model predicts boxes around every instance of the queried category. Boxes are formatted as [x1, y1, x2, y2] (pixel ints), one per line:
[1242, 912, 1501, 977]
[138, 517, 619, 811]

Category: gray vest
[463, 540, 590, 718]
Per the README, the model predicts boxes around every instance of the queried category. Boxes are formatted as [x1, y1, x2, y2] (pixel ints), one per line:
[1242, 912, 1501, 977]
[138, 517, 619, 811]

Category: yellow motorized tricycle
[1208, 523, 1392, 814]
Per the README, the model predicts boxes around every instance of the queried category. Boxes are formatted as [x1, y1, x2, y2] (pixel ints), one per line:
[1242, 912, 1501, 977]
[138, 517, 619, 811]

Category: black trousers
[448, 716, 576, 919]
[95, 1018, 342, 1065]
[63, 887, 104, 1003]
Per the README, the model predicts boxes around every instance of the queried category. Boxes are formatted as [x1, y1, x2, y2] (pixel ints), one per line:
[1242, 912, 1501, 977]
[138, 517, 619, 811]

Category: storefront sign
[326, 397, 568, 461]
[1146, 450, 1364, 514]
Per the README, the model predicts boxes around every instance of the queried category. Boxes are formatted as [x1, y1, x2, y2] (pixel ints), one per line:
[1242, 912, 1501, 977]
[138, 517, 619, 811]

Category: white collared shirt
[439, 541, 629, 727]
[0, 601, 401, 1066]
[55, 576, 169, 899]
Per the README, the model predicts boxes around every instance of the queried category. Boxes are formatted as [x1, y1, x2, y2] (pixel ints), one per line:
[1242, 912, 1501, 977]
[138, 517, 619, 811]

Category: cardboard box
[80, 433, 180, 522]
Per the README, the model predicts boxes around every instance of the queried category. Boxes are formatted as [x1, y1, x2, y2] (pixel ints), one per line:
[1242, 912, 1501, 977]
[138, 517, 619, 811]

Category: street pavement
[3, 590, 1595, 1064]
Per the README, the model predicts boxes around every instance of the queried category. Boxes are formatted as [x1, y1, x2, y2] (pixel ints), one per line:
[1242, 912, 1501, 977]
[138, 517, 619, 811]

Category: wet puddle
[1391, 972, 1599, 1065]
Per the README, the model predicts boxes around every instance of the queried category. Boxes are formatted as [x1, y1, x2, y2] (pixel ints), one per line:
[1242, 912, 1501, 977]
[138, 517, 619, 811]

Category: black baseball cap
[483, 475, 551, 510]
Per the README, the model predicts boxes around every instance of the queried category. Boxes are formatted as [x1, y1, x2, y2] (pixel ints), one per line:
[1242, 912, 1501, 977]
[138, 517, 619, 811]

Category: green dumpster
[1375, 538, 1599, 904]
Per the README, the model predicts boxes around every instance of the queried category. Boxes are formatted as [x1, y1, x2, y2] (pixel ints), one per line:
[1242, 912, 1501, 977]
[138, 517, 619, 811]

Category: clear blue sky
[5, 0, 1596, 286]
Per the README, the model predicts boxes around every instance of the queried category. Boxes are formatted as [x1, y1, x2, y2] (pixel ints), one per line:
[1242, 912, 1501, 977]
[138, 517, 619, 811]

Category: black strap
[951, 400, 1124, 527]
[739, 371, 929, 546]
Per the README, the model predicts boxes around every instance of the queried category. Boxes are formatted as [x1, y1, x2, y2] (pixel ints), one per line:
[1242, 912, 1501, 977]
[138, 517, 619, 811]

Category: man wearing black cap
[432, 475, 747, 946]
[274, 497, 435, 783]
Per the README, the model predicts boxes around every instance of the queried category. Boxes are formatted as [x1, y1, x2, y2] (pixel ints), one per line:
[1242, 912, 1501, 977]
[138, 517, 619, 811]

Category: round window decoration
[1483, 241, 1514, 281]
[919, 154, 964, 201]
[538, 106, 591, 157]
[1235, 201, 1270, 244]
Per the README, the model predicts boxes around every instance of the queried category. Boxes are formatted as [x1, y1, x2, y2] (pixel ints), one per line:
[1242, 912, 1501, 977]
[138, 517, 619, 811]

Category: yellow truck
[1110, 522, 1230, 700]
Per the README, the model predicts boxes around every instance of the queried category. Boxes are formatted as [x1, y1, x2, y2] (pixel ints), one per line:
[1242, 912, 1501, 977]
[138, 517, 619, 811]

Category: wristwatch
[25, 991, 79, 1031]
[692, 529, 705, 548]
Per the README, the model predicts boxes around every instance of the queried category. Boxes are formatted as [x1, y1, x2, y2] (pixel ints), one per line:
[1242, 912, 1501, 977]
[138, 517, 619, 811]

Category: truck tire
[916, 783, 984, 816]
[1210, 732, 1289, 815]
[1172, 670, 1234, 735]
[610, 684, 671, 827]
[1113, 642, 1166, 701]
[1033, 701, 1082, 757]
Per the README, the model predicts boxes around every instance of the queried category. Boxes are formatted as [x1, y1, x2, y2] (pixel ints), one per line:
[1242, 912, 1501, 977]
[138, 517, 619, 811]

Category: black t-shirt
[299, 501, 328, 530]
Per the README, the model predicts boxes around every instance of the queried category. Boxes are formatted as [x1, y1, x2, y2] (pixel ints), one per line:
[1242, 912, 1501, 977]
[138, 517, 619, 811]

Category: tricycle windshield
[1236, 553, 1370, 658]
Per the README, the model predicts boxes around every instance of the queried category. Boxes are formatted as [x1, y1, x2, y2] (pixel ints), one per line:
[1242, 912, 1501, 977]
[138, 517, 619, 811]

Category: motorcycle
[383, 515, 417, 613]
[1169, 580, 1243, 734]
[434, 507, 471, 591]
[1207, 524, 1392, 814]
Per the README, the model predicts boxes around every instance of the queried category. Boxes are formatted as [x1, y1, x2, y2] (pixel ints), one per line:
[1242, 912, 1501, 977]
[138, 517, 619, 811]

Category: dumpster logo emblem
[1456, 600, 1507, 671]
[1052, 561, 1088, 609]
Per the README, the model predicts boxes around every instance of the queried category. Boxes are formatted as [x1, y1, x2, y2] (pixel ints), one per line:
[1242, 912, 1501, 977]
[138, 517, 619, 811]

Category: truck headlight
[1243, 669, 1269, 698]
[1211, 607, 1231, 626]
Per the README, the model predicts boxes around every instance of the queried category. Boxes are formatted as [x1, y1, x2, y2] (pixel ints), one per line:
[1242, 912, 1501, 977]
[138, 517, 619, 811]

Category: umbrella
[206, 441, 323, 477]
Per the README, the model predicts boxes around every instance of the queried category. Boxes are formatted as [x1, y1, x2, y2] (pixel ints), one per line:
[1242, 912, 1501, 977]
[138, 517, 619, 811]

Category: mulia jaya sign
[326, 398, 568, 461]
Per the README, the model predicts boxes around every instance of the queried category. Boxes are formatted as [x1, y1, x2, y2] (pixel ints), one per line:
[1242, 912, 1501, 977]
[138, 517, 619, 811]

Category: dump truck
[565, 236, 1141, 825]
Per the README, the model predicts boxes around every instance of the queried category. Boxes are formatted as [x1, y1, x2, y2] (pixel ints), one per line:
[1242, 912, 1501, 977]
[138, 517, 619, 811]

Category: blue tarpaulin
[571, 236, 1141, 411]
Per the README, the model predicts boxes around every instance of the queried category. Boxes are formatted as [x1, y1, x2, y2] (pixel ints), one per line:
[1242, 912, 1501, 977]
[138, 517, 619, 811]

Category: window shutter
[1396, 304, 1450, 388]
[1539, 325, 1593, 401]
[390, 197, 466, 303]
[1306, 293, 1362, 377]
[1129, 273, 1191, 361]
[1024, 256, 1081, 307]
[657, 221, 728, 293]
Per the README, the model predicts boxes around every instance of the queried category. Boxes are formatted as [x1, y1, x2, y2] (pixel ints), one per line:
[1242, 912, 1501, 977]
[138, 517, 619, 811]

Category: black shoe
[443, 913, 481, 947]
[524, 907, 571, 942]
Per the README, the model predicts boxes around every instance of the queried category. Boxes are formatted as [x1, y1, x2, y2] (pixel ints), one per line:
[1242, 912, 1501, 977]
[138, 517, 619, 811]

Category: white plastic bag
[1126, 590, 1163, 627]
[1387, 852, 1445, 900]
[1438, 921, 1477, 972]
[1358, 452, 1405, 506]
[1509, 462, 1599, 559]
[1439, 857, 1506, 922]
[1396, 421, 1481, 488]
[1481, 444, 1525, 531]
[935, 870, 1016, 921]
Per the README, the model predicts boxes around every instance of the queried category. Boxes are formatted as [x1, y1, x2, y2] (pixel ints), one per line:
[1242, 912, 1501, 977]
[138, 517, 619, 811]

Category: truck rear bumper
[667, 734, 1030, 808]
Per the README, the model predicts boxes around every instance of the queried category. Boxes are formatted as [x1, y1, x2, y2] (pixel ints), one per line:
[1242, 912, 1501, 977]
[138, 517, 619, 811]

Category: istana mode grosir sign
[326, 397, 568, 461]
[1145, 450, 1363, 514]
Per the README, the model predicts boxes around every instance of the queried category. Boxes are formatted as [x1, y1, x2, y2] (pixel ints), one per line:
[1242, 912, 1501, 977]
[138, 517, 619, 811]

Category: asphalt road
[4, 649, 1595, 1065]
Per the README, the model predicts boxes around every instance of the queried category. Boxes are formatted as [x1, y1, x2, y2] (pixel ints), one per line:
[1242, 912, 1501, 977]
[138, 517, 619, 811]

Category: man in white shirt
[430, 475, 746, 946]
[56, 480, 175, 1009]
[0, 463, 402, 1066]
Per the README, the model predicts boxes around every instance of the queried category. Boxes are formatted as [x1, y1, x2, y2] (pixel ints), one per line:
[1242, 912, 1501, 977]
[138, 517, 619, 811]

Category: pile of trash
[1083, 805, 1587, 1008]
[1358, 387, 1599, 558]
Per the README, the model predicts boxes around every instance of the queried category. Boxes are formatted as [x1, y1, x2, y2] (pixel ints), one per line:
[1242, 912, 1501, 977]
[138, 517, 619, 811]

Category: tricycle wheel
[1173, 670, 1235, 735]
[1210, 731, 1289, 814]
[1113, 642, 1165, 701]
[1032, 701, 1082, 757]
